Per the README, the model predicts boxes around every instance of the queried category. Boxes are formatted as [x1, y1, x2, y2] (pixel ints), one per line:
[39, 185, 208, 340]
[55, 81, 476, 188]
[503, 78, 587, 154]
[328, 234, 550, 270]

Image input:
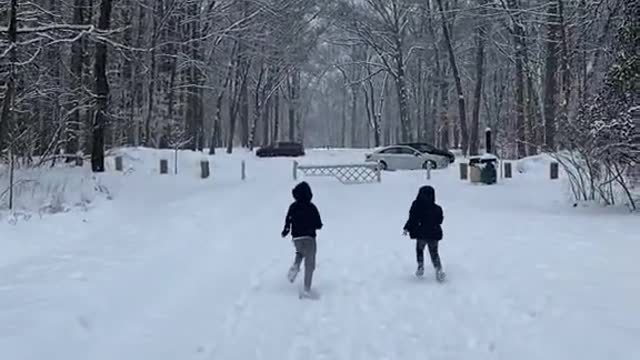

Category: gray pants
[292, 237, 317, 291]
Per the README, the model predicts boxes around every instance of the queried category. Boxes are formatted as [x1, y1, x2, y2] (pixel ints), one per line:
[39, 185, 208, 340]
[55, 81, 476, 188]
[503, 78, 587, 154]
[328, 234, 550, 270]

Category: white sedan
[365, 145, 450, 171]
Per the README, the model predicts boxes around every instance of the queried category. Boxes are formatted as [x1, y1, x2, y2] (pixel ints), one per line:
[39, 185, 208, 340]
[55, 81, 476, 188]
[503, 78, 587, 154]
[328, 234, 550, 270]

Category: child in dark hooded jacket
[403, 185, 446, 281]
[281, 181, 323, 295]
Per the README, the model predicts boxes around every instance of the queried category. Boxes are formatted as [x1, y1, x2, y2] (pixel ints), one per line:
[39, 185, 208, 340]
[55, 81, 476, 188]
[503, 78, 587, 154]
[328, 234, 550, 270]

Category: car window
[413, 144, 435, 153]
[379, 147, 399, 154]
[397, 147, 416, 155]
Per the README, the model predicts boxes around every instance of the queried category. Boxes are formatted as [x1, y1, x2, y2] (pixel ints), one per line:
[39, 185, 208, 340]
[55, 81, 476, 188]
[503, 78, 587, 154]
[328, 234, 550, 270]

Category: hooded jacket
[283, 182, 323, 239]
[403, 186, 443, 241]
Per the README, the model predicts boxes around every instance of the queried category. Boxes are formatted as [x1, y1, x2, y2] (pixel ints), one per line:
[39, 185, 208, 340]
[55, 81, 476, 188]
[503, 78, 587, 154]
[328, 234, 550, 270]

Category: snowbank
[515, 153, 556, 175]
[0, 164, 110, 218]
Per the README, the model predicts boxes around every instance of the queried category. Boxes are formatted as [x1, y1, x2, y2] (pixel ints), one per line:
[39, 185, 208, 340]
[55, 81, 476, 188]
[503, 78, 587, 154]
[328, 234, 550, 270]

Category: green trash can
[481, 161, 497, 184]
[470, 154, 497, 185]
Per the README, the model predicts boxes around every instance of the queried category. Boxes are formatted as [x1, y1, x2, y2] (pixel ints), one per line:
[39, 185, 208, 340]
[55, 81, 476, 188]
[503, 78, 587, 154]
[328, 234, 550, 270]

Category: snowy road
[1, 150, 639, 360]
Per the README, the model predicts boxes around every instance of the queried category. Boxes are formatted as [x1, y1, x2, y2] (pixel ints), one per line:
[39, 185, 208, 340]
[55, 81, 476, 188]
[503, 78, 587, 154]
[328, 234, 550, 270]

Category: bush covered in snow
[555, 1, 639, 210]
[0, 163, 109, 217]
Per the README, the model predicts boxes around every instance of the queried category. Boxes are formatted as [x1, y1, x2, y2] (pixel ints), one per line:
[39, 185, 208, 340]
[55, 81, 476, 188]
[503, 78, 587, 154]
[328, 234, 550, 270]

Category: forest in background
[0, 0, 637, 179]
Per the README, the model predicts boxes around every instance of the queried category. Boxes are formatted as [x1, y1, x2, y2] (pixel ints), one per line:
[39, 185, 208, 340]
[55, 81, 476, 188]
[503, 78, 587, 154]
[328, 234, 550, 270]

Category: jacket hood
[292, 181, 313, 202]
[417, 185, 436, 204]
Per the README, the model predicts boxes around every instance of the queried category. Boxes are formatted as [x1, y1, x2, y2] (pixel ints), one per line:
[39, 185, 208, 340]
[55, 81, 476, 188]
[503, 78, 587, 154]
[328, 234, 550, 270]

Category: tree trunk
[167, 58, 177, 149]
[364, 73, 382, 147]
[436, 0, 469, 155]
[439, 71, 450, 150]
[341, 83, 347, 147]
[144, 1, 159, 147]
[422, 75, 431, 144]
[226, 41, 250, 154]
[239, 67, 250, 147]
[509, 0, 528, 158]
[65, 0, 85, 157]
[395, 55, 411, 142]
[273, 87, 280, 143]
[249, 65, 266, 150]
[543, 1, 560, 152]
[211, 45, 236, 154]
[350, 85, 358, 147]
[469, 12, 486, 156]
[0, 0, 18, 150]
[287, 70, 299, 142]
[558, 0, 571, 142]
[91, 0, 112, 172]
[262, 97, 271, 147]
[525, 68, 541, 154]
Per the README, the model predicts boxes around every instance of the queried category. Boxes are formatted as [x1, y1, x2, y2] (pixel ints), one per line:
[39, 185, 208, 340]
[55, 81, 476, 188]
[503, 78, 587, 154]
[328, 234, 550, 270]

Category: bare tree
[91, 0, 113, 172]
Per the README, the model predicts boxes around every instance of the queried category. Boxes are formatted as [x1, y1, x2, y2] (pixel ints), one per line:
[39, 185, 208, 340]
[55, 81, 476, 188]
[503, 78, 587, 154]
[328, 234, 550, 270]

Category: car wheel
[423, 160, 437, 170]
[378, 161, 388, 171]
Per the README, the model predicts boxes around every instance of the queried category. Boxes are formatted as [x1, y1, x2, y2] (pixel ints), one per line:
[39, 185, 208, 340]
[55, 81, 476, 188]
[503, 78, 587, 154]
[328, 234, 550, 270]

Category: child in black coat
[403, 185, 446, 281]
[281, 181, 323, 296]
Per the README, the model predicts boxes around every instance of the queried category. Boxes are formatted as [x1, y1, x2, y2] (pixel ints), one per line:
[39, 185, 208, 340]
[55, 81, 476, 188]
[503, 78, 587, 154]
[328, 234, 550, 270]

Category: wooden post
[200, 160, 210, 179]
[426, 161, 432, 180]
[160, 159, 168, 174]
[293, 161, 298, 180]
[459, 163, 468, 180]
[550, 162, 559, 180]
[174, 149, 179, 174]
[115, 156, 123, 171]
[241, 160, 246, 181]
[376, 164, 382, 183]
[8, 148, 14, 210]
[75, 155, 84, 167]
[504, 162, 512, 178]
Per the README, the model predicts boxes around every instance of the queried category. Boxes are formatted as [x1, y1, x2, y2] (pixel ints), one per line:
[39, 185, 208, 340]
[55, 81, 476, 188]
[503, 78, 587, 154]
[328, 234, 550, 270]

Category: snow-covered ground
[1, 148, 638, 360]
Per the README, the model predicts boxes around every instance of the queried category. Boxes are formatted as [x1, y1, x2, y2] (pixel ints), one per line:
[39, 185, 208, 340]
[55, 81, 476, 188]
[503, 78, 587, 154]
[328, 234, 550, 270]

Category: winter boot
[435, 267, 446, 282]
[287, 265, 300, 283]
[299, 287, 320, 300]
[416, 263, 425, 277]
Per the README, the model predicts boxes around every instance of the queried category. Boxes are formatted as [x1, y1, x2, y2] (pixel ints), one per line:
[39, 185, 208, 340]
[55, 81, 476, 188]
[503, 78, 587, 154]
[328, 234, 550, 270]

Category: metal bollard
[115, 156, 123, 171]
[459, 163, 468, 180]
[550, 162, 559, 180]
[200, 160, 210, 179]
[504, 162, 512, 178]
[160, 159, 168, 174]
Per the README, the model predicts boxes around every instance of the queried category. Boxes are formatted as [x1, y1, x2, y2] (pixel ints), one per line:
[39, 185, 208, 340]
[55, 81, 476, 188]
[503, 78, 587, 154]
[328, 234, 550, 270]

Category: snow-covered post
[504, 162, 512, 178]
[241, 160, 246, 181]
[160, 159, 169, 175]
[115, 156, 123, 171]
[200, 160, 210, 179]
[376, 163, 382, 183]
[293, 161, 298, 181]
[459, 163, 468, 180]
[550, 162, 559, 180]
[426, 161, 432, 180]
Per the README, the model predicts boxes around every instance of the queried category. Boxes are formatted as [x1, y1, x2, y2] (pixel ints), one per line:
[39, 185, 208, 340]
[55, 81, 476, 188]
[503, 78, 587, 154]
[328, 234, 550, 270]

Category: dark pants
[416, 239, 442, 269]
[293, 237, 317, 291]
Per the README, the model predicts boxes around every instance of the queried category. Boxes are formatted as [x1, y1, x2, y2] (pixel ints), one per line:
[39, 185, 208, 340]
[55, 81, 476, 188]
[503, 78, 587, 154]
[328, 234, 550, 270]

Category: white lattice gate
[293, 162, 381, 184]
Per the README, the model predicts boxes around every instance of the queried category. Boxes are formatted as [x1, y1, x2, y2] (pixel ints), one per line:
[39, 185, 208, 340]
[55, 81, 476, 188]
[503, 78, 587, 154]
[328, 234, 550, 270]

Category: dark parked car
[256, 142, 305, 158]
[399, 142, 455, 163]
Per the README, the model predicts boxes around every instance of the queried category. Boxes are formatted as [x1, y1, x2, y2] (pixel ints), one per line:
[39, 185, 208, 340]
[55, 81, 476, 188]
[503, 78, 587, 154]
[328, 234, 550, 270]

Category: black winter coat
[403, 186, 444, 241]
[283, 182, 323, 238]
